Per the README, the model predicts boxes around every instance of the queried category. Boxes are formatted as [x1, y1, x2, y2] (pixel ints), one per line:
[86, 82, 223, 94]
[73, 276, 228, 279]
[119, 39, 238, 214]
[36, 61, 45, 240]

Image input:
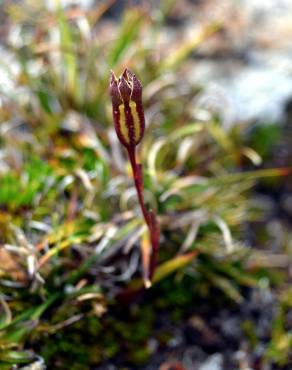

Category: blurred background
[0, 1, 291, 369]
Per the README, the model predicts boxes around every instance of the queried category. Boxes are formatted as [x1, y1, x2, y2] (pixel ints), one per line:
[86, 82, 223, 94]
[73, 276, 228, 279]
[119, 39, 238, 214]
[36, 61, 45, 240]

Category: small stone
[198, 354, 223, 370]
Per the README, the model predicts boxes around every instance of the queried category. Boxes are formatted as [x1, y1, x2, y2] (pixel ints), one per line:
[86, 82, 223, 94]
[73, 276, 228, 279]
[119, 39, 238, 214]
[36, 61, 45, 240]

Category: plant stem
[127, 147, 150, 227]
[127, 146, 159, 283]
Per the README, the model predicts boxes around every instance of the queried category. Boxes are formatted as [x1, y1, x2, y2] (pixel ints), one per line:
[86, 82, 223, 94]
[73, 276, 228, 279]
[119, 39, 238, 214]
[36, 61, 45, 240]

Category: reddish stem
[127, 146, 159, 281]
[127, 147, 150, 226]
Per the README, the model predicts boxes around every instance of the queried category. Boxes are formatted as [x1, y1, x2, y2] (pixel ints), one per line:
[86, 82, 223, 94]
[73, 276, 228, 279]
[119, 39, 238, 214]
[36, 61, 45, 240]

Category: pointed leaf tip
[118, 74, 132, 102]
[110, 70, 117, 85]
[122, 68, 129, 80]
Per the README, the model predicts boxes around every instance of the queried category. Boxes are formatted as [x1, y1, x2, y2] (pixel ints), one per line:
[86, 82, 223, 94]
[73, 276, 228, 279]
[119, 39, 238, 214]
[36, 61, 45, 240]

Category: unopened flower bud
[110, 69, 145, 148]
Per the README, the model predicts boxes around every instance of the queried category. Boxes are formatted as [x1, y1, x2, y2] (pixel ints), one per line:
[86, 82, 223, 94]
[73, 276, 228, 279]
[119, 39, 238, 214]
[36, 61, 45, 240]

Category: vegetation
[0, 1, 290, 369]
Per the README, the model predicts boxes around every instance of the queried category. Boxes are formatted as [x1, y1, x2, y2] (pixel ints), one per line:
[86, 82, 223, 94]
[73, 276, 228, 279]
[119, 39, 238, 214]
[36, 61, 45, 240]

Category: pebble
[198, 354, 223, 370]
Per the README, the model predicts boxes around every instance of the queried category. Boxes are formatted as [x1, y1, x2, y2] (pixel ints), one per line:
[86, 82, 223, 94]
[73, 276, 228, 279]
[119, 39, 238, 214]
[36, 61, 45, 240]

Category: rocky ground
[1, 1, 291, 369]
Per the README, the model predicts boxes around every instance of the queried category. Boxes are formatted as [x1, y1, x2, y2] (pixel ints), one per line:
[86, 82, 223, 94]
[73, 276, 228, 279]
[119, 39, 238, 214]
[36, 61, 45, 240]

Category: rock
[198, 354, 223, 370]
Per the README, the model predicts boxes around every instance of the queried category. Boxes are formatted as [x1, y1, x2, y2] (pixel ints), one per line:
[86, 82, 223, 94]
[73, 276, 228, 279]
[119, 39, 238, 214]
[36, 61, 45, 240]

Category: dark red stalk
[127, 146, 160, 282]
[127, 147, 150, 227]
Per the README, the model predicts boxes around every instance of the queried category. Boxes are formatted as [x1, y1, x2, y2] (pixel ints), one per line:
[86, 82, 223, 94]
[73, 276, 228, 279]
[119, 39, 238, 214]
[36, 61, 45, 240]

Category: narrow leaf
[153, 251, 199, 284]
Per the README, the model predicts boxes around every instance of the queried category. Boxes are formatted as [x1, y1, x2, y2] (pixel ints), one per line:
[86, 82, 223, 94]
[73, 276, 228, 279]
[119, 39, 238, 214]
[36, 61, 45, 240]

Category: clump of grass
[0, 1, 291, 368]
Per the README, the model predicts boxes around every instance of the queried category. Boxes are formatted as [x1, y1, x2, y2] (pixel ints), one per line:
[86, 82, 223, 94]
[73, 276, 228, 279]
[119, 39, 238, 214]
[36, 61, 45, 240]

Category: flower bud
[110, 69, 145, 148]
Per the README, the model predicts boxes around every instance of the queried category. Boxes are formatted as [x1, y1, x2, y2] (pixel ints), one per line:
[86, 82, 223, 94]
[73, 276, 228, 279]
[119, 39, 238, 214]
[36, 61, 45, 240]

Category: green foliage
[248, 123, 282, 158]
[266, 288, 292, 366]
[0, 159, 53, 209]
[0, 1, 290, 368]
